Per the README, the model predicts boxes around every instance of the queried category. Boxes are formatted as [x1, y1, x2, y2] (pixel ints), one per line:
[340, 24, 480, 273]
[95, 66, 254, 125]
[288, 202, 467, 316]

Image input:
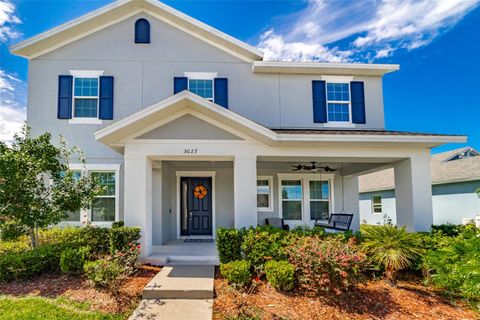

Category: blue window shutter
[214, 78, 228, 108]
[351, 81, 366, 124]
[135, 18, 150, 43]
[99, 76, 114, 120]
[57, 75, 73, 119]
[174, 77, 188, 94]
[312, 80, 327, 123]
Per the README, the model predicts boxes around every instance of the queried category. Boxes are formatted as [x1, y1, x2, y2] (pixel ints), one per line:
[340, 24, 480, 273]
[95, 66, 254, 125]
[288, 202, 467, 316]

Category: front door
[180, 177, 212, 236]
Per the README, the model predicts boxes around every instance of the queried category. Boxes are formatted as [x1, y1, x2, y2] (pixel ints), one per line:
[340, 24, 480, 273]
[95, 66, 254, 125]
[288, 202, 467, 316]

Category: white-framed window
[278, 173, 334, 223]
[372, 195, 382, 214]
[90, 171, 116, 222]
[309, 180, 330, 221]
[326, 82, 351, 123]
[69, 70, 104, 124]
[63, 164, 120, 225]
[184, 72, 217, 101]
[280, 180, 303, 220]
[257, 176, 273, 212]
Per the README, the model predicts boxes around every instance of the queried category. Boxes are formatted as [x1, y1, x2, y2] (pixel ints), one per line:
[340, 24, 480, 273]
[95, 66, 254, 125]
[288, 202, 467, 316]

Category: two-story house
[11, 0, 465, 259]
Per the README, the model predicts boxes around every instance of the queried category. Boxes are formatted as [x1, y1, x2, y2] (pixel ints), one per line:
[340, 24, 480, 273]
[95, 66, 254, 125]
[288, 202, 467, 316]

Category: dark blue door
[180, 177, 212, 236]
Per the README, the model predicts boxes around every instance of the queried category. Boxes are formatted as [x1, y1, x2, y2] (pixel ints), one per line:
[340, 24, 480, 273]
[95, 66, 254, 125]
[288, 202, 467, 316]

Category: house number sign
[184, 148, 198, 154]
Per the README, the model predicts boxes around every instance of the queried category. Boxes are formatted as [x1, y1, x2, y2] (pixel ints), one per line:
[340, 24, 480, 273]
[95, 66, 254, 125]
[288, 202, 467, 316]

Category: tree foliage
[0, 125, 100, 247]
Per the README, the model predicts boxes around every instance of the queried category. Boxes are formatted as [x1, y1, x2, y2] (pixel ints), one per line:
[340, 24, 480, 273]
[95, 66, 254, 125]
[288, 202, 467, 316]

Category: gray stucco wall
[359, 180, 480, 226]
[28, 12, 386, 162]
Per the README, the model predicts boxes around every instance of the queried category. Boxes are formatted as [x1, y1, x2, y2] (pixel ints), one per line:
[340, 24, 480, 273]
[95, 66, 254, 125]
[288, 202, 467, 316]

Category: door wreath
[193, 185, 208, 199]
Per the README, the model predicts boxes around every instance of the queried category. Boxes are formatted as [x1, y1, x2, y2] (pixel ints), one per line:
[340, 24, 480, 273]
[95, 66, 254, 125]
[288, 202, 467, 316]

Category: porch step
[142, 265, 214, 299]
[143, 254, 219, 266]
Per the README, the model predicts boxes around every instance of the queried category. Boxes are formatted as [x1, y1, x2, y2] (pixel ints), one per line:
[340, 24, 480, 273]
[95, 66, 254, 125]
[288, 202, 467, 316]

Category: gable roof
[10, 0, 263, 61]
[359, 147, 480, 192]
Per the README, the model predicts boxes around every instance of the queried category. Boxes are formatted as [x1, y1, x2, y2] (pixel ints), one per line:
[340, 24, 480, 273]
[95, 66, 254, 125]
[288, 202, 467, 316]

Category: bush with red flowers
[287, 236, 368, 293]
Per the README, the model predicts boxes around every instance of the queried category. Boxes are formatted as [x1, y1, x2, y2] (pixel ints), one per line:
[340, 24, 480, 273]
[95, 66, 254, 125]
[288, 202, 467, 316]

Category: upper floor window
[184, 72, 217, 101]
[135, 18, 150, 43]
[326, 82, 350, 123]
[74, 78, 99, 118]
[372, 195, 382, 214]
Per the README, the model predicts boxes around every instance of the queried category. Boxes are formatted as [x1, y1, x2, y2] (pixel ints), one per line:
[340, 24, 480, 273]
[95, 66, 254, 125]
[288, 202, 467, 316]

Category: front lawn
[0, 296, 122, 320]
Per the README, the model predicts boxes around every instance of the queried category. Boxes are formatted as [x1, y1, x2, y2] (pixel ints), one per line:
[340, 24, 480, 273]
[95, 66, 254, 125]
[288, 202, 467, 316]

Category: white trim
[175, 171, 216, 240]
[67, 163, 121, 225]
[256, 176, 273, 212]
[277, 173, 335, 226]
[69, 70, 104, 78]
[321, 75, 354, 82]
[69, 118, 103, 125]
[252, 61, 399, 76]
[324, 123, 356, 128]
[183, 72, 218, 80]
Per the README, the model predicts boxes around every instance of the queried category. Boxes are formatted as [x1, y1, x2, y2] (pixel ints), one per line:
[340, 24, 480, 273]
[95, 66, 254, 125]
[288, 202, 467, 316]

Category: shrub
[216, 228, 244, 263]
[287, 236, 367, 293]
[60, 246, 90, 275]
[264, 260, 295, 291]
[241, 227, 288, 269]
[111, 221, 125, 228]
[361, 225, 424, 286]
[220, 260, 252, 288]
[0, 244, 64, 282]
[289, 225, 325, 237]
[431, 223, 465, 237]
[38, 227, 110, 254]
[113, 243, 141, 276]
[423, 230, 480, 301]
[84, 259, 124, 289]
[109, 226, 141, 255]
[0, 240, 30, 255]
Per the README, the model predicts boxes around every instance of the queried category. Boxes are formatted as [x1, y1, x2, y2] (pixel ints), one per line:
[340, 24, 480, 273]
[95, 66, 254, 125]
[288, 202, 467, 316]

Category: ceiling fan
[291, 162, 337, 172]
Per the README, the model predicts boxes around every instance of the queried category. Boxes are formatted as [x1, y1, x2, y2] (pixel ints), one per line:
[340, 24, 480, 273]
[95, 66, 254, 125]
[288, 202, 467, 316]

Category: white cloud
[0, 0, 21, 42]
[257, 0, 480, 62]
[0, 69, 26, 143]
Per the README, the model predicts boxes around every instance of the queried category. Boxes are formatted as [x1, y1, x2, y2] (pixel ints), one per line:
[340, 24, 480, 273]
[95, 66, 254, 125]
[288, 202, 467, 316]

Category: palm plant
[361, 225, 423, 286]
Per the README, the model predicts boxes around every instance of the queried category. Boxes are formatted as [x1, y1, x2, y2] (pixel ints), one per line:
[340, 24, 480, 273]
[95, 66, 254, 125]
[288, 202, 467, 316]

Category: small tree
[0, 125, 100, 247]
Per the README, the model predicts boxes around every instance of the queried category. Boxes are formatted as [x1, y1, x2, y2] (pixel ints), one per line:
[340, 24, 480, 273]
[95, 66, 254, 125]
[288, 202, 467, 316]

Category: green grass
[0, 296, 124, 320]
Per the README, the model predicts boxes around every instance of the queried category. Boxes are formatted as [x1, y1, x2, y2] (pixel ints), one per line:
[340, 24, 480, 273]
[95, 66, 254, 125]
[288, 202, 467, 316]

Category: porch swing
[313, 163, 354, 232]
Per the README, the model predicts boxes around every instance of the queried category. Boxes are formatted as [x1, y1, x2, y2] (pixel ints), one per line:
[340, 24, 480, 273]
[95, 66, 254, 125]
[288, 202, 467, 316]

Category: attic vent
[135, 18, 150, 43]
[444, 148, 479, 162]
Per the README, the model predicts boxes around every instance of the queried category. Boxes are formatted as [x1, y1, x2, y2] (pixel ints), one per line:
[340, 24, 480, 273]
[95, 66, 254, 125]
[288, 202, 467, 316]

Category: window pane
[282, 201, 302, 220]
[64, 210, 80, 222]
[326, 82, 349, 102]
[189, 79, 213, 99]
[91, 198, 115, 221]
[281, 180, 302, 200]
[310, 181, 329, 200]
[74, 78, 98, 97]
[372, 196, 382, 213]
[91, 172, 115, 196]
[74, 98, 98, 118]
[327, 103, 350, 122]
[310, 201, 329, 220]
[257, 194, 269, 208]
[372, 196, 381, 204]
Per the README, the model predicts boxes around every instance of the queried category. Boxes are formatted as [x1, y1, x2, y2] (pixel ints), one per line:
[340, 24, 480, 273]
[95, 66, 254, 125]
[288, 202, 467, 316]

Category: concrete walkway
[129, 265, 214, 320]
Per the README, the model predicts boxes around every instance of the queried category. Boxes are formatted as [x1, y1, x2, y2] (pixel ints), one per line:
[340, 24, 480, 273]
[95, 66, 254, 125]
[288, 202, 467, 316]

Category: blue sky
[0, 0, 479, 153]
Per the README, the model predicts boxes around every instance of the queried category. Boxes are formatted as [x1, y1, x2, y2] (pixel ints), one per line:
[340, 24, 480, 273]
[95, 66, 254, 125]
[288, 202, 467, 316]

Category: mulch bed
[213, 271, 478, 320]
[0, 265, 160, 315]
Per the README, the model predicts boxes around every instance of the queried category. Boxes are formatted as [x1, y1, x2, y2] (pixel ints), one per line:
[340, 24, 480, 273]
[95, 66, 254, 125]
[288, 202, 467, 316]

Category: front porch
[94, 92, 463, 259]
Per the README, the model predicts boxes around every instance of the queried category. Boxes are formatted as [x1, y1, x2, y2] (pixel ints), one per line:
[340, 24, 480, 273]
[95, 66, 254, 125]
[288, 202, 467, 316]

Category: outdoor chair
[315, 213, 354, 231]
[265, 218, 290, 231]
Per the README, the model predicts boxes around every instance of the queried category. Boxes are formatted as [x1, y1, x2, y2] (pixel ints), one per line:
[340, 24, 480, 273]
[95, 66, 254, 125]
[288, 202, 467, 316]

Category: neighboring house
[359, 147, 480, 225]
[11, 0, 466, 257]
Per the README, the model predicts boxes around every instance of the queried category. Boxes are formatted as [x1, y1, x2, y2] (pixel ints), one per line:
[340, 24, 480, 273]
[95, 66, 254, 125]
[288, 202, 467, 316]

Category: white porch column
[124, 154, 153, 256]
[394, 152, 433, 231]
[233, 155, 257, 228]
